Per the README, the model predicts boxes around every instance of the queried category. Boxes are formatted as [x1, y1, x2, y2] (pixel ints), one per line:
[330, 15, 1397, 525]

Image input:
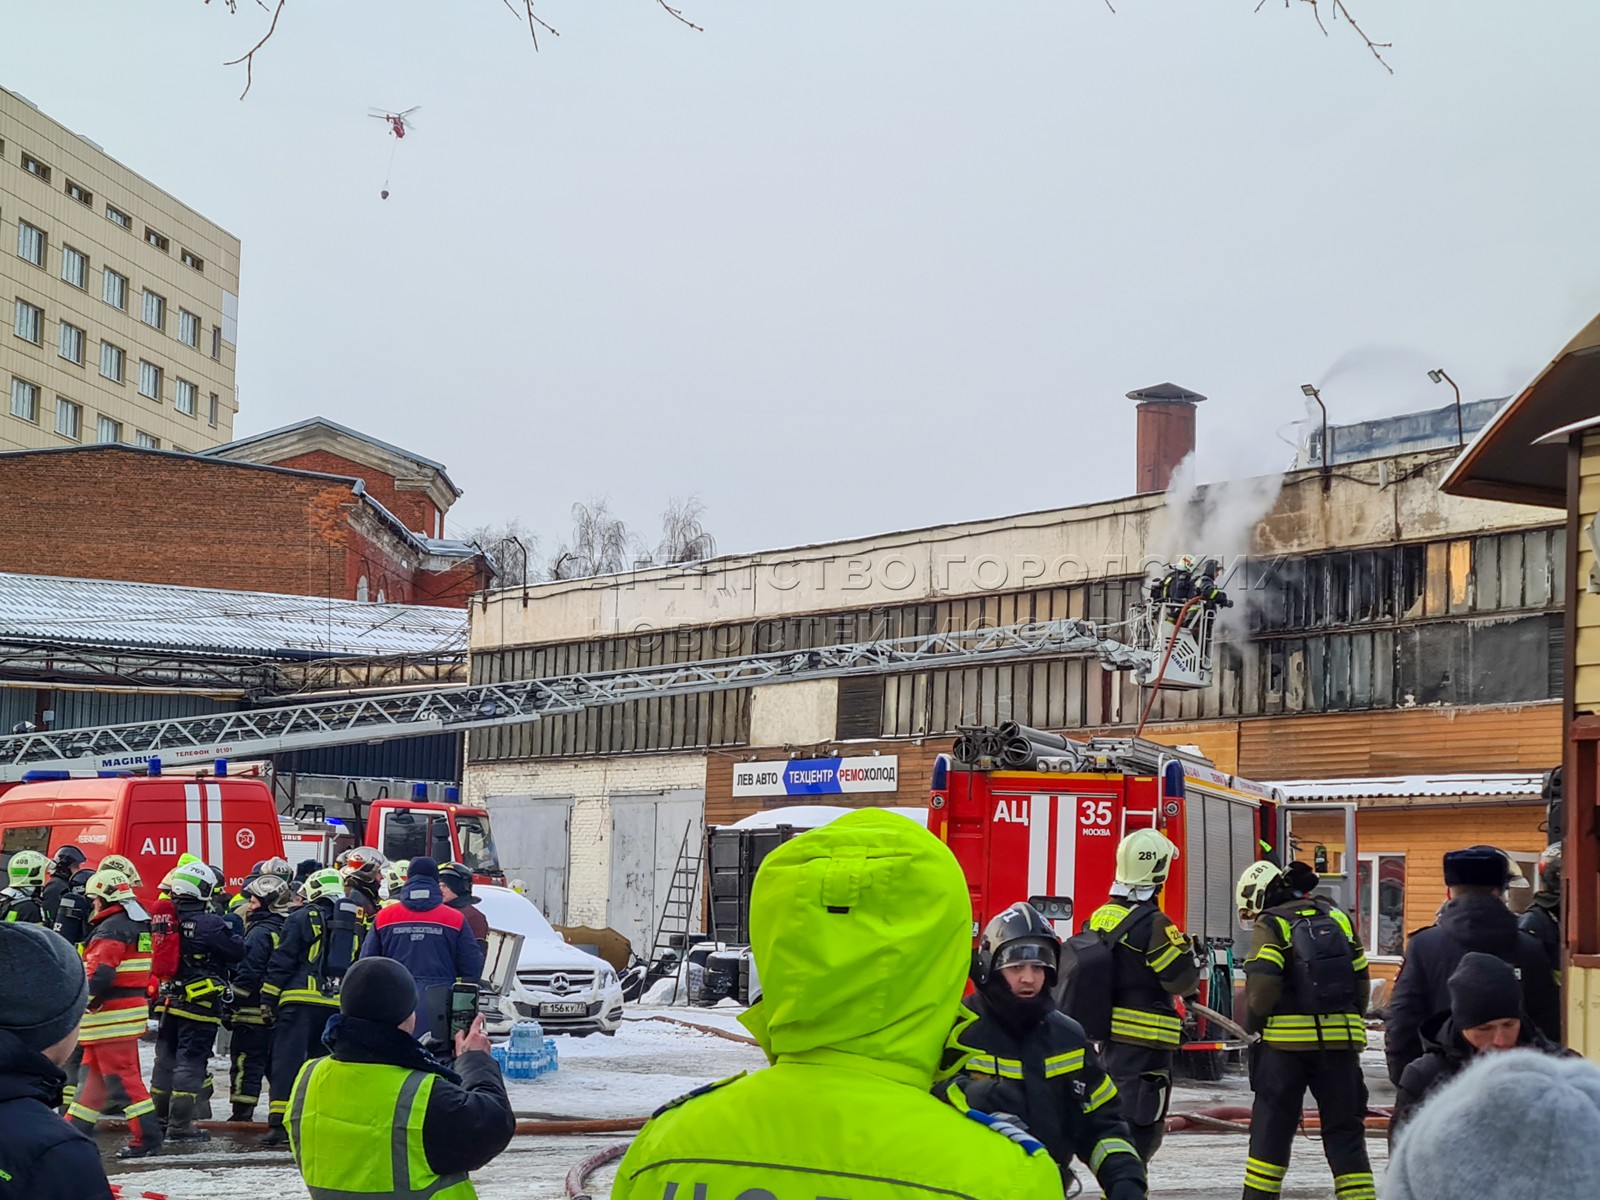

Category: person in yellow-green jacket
[287, 955, 514, 1199]
[612, 809, 1064, 1200]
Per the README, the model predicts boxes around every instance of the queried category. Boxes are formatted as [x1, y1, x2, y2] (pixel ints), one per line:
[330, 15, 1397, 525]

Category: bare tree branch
[1260, 0, 1392, 74]
[220, 0, 285, 99]
[657, 496, 717, 564]
[656, 0, 704, 33]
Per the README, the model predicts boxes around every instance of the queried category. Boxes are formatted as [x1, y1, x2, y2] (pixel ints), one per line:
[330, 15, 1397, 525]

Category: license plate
[540, 1002, 585, 1016]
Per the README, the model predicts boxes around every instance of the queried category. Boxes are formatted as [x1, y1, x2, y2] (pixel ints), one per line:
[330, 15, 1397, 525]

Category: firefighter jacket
[81, 904, 152, 1043]
[40, 873, 71, 925]
[1243, 896, 1369, 1050]
[0, 1029, 111, 1200]
[613, 811, 1064, 1200]
[1087, 899, 1200, 1049]
[0, 886, 44, 924]
[230, 907, 286, 1025]
[1384, 893, 1562, 1084]
[1390, 1010, 1576, 1143]
[264, 898, 352, 1010]
[287, 1013, 515, 1198]
[944, 989, 1146, 1198]
[165, 898, 245, 1023]
[1518, 892, 1561, 974]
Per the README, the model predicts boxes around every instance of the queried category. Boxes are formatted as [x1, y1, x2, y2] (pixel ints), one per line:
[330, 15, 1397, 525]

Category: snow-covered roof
[1274, 773, 1544, 801]
[0, 571, 467, 659]
[725, 805, 928, 830]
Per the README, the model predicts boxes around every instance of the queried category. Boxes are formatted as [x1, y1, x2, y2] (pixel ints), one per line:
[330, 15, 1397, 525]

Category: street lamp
[1428, 369, 1464, 447]
[1301, 384, 1330, 489]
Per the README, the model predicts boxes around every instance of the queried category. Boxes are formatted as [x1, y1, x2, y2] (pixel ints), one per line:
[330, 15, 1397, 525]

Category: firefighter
[337, 846, 387, 928]
[381, 858, 411, 907]
[67, 867, 162, 1158]
[613, 809, 1063, 1200]
[439, 861, 490, 961]
[1236, 860, 1374, 1200]
[260, 867, 359, 1147]
[1385, 845, 1562, 1085]
[98, 854, 143, 887]
[227, 874, 290, 1123]
[1519, 841, 1562, 974]
[39, 844, 85, 924]
[151, 861, 244, 1142]
[943, 903, 1147, 1200]
[1, 849, 48, 923]
[1078, 829, 1199, 1162]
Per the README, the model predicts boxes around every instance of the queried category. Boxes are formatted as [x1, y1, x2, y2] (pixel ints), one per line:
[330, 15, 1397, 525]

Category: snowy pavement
[106, 1011, 1395, 1200]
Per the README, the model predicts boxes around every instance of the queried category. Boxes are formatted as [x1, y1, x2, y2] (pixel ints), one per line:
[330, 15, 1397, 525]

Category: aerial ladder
[0, 592, 1219, 781]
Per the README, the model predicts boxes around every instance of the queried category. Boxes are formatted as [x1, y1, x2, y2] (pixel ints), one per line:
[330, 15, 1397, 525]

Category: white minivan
[474, 885, 625, 1036]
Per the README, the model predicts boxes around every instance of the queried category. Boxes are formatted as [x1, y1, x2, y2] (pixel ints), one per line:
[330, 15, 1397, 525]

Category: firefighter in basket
[151, 861, 244, 1143]
[1073, 829, 1199, 1163]
[1236, 860, 1374, 1200]
[942, 902, 1147, 1200]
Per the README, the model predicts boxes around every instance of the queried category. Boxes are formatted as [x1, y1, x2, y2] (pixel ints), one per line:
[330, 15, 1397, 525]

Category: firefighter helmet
[438, 861, 474, 899]
[52, 845, 86, 875]
[302, 868, 346, 905]
[167, 861, 218, 902]
[1115, 828, 1179, 888]
[973, 902, 1060, 987]
[86, 868, 137, 906]
[1236, 860, 1284, 922]
[1540, 841, 1562, 889]
[383, 859, 410, 894]
[255, 856, 294, 882]
[1175, 554, 1199, 573]
[6, 849, 48, 889]
[338, 846, 386, 884]
[98, 854, 142, 887]
[243, 873, 292, 911]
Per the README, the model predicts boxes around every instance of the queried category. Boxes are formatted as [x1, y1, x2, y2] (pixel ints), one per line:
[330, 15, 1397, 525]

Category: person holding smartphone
[286, 956, 515, 1198]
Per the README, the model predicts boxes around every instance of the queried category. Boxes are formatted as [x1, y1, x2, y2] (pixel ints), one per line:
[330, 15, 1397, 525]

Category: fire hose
[566, 1141, 634, 1200]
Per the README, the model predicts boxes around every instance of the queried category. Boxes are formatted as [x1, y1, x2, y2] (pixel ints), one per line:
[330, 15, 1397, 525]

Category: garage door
[608, 790, 703, 958]
[484, 795, 571, 923]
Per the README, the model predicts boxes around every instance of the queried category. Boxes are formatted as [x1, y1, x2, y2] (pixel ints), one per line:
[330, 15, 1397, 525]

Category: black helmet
[53, 845, 86, 875]
[973, 902, 1060, 987]
[437, 861, 474, 899]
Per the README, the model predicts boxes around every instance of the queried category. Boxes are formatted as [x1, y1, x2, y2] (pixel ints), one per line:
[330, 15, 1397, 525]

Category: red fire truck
[928, 733, 1352, 1073]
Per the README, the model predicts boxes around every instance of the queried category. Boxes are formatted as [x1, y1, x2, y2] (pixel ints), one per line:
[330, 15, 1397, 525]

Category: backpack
[147, 896, 181, 982]
[1057, 906, 1150, 1041]
[1285, 903, 1358, 1014]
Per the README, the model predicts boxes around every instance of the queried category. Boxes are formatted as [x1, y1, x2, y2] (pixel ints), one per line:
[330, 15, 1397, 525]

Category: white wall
[466, 754, 707, 928]
[749, 679, 838, 746]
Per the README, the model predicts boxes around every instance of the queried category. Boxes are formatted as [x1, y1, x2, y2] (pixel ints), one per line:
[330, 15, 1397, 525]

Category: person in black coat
[439, 861, 491, 962]
[39, 845, 86, 926]
[226, 875, 290, 1122]
[940, 903, 1147, 1200]
[1391, 952, 1576, 1144]
[1385, 846, 1562, 1086]
[1518, 842, 1562, 974]
[287, 956, 515, 1191]
[0, 922, 111, 1200]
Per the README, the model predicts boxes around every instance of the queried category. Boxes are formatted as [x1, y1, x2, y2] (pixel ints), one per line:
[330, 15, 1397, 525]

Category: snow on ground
[110, 1013, 1397, 1200]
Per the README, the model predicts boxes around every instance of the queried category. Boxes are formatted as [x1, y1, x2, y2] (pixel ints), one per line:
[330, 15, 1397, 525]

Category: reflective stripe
[1089, 1138, 1138, 1171]
[1109, 1006, 1182, 1046]
[1262, 1012, 1367, 1047]
[965, 1054, 1024, 1080]
[125, 1098, 155, 1119]
[1042, 1050, 1084, 1078]
[1335, 1173, 1377, 1200]
[67, 1101, 100, 1122]
[1251, 944, 1285, 968]
[1149, 942, 1184, 972]
[1245, 1158, 1287, 1194]
[1084, 1075, 1118, 1112]
[1350, 953, 1369, 971]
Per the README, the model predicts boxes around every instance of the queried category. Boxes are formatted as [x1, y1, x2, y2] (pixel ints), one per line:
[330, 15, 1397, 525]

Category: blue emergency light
[21, 770, 71, 782]
[411, 783, 429, 800]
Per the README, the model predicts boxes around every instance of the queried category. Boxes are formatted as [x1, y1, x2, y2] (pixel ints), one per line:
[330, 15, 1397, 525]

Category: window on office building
[10, 378, 39, 422]
[96, 415, 122, 443]
[207, 392, 219, 427]
[177, 309, 200, 348]
[55, 397, 81, 440]
[134, 431, 159, 449]
[138, 360, 162, 400]
[103, 268, 128, 310]
[65, 180, 92, 207]
[99, 341, 125, 383]
[180, 249, 203, 272]
[58, 321, 85, 366]
[141, 289, 165, 331]
[13, 299, 43, 344]
[174, 378, 197, 415]
[60, 245, 87, 289]
[20, 153, 50, 182]
[144, 228, 169, 253]
[105, 205, 130, 230]
[16, 221, 45, 267]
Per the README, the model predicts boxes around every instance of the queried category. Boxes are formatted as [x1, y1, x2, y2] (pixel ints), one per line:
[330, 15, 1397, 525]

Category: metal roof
[206, 417, 460, 496]
[0, 572, 466, 659]
[1274, 773, 1544, 801]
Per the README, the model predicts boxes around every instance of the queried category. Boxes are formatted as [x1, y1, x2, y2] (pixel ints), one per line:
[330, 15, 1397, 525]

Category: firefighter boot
[165, 1092, 211, 1143]
[259, 1115, 289, 1148]
[230, 1101, 256, 1123]
[117, 1110, 165, 1159]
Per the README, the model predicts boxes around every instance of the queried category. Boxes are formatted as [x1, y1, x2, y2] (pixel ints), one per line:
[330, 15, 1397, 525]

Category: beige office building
[0, 86, 239, 454]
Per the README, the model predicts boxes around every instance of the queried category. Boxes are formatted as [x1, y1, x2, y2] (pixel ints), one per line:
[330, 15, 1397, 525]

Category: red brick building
[0, 420, 490, 605]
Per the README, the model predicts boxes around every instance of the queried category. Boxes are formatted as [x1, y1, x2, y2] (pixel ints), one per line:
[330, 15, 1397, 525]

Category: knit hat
[1448, 951, 1522, 1030]
[0, 923, 89, 1053]
[1443, 845, 1510, 889]
[408, 856, 439, 880]
[339, 957, 418, 1027]
[1387, 1049, 1600, 1198]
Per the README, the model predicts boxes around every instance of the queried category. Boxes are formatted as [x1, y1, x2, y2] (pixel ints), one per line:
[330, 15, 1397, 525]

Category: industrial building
[466, 387, 1563, 966]
[1, 85, 240, 453]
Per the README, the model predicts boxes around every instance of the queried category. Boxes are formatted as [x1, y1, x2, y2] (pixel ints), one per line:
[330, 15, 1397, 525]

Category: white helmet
[167, 860, 218, 902]
[1115, 828, 1178, 888]
[98, 854, 143, 888]
[1236, 860, 1284, 923]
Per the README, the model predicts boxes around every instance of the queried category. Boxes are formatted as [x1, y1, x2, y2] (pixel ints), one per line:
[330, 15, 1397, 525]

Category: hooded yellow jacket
[613, 811, 1063, 1200]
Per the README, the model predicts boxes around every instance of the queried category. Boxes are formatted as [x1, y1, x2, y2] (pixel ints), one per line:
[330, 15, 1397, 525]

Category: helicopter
[367, 106, 421, 199]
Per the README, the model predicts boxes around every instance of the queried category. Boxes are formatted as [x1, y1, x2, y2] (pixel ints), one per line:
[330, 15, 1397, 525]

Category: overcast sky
[5, 2, 1598, 558]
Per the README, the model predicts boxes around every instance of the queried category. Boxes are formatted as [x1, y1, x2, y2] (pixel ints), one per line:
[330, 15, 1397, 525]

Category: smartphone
[449, 983, 480, 1040]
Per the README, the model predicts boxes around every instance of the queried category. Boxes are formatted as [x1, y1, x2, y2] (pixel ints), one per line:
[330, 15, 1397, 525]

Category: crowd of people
[2, 814, 1599, 1199]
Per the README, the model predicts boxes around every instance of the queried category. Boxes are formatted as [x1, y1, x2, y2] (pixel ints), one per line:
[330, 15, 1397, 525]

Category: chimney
[1127, 382, 1204, 494]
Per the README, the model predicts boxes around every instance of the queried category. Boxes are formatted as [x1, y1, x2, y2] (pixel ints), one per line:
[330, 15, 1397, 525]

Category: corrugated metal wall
[272, 733, 462, 783]
[0, 687, 239, 733]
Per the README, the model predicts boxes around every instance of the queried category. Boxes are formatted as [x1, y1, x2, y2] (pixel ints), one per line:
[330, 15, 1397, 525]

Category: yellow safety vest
[288, 1056, 476, 1200]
